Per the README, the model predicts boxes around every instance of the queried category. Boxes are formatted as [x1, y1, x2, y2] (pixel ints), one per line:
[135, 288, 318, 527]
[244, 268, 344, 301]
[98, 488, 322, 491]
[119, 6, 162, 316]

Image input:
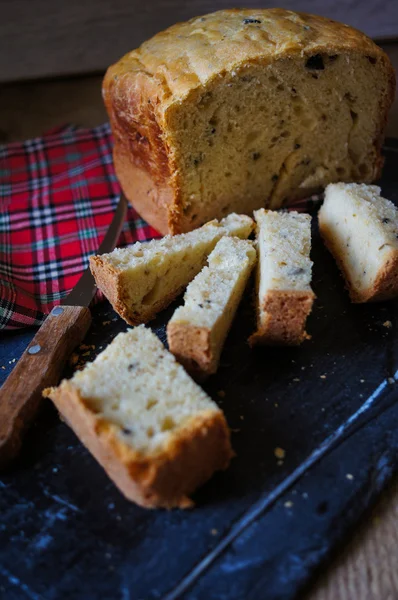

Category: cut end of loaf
[44, 327, 233, 509]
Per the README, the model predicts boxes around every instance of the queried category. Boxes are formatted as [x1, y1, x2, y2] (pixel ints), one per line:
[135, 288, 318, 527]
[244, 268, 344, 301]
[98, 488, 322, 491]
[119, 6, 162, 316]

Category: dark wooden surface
[0, 0, 397, 83]
[0, 305, 91, 469]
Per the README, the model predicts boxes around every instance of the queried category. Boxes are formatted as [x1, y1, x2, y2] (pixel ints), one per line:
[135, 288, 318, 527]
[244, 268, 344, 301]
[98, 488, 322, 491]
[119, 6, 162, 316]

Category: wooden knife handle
[0, 305, 91, 469]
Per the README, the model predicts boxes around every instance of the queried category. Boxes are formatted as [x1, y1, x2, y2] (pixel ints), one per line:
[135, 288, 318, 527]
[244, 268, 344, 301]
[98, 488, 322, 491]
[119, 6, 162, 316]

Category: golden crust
[103, 9, 395, 234]
[105, 9, 389, 106]
[43, 382, 232, 509]
[89, 255, 121, 313]
[113, 145, 171, 236]
[319, 224, 398, 303]
[369, 252, 398, 302]
[249, 289, 315, 346]
[167, 323, 215, 380]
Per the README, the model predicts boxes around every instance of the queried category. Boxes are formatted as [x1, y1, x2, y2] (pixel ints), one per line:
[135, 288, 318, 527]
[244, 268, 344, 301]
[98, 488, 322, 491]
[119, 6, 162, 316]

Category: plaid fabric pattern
[0, 123, 319, 331]
[0, 124, 160, 330]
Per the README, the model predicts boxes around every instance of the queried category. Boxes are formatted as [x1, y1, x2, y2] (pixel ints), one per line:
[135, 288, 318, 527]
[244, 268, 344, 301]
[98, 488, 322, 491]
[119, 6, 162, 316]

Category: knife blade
[0, 193, 128, 469]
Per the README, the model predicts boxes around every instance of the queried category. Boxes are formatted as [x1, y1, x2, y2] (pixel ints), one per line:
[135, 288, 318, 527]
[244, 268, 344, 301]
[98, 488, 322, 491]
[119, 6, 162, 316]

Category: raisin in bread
[44, 326, 232, 509]
[319, 183, 398, 302]
[249, 209, 315, 346]
[167, 237, 256, 378]
[103, 8, 395, 234]
[90, 213, 253, 325]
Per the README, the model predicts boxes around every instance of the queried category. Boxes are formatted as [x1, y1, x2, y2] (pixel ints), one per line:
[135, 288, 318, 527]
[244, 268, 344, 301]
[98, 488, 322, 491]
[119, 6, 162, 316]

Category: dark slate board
[1, 140, 398, 600]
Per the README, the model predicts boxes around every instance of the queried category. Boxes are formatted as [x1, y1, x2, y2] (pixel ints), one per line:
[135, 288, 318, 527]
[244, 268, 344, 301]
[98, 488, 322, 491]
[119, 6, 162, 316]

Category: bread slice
[103, 8, 395, 234]
[319, 183, 398, 302]
[249, 209, 315, 346]
[44, 326, 232, 509]
[90, 213, 253, 325]
[167, 237, 256, 378]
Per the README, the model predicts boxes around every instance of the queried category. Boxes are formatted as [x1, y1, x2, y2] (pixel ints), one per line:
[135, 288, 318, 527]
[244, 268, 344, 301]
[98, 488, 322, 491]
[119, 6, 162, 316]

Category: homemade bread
[90, 213, 253, 325]
[103, 8, 395, 234]
[319, 183, 398, 302]
[250, 209, 315, 345]
[44, 326, 232, 509]
[167, 237, 256, 378]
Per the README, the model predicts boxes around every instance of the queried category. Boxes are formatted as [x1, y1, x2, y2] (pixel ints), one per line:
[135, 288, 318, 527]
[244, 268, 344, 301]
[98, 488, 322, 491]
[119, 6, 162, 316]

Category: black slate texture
[1, 140, 398, 600]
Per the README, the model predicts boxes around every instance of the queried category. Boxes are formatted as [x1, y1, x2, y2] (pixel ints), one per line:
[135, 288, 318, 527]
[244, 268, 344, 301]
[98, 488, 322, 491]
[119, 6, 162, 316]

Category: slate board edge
[162, 375, 398, 600]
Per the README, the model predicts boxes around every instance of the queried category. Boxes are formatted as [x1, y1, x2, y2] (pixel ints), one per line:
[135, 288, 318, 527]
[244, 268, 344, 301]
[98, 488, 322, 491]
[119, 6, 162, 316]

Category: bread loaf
[103, 8, 395, 234]
[167, 236, 256, 378]
[90, 213, 253, 325]
[44, 326, 232, 509]
[250, 209, 314, 345]
[319, 183, 398, 302]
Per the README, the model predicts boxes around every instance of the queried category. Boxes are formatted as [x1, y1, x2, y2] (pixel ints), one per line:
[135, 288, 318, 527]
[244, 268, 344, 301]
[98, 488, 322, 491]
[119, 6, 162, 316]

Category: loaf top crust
[104, 8, 391, 112]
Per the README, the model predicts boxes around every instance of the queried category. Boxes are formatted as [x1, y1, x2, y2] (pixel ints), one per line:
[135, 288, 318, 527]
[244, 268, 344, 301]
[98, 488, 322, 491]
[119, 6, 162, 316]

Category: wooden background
[0, 0, 397, 83]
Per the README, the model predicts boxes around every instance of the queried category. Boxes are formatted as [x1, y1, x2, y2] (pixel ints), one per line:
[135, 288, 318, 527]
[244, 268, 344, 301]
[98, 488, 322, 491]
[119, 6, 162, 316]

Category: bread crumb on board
[346, 473, 354, 480]
[274, 447, 286, 459]
[284, 501, 294, 508]
[383, 320, 392, 328]
[69, 353, 79, 366]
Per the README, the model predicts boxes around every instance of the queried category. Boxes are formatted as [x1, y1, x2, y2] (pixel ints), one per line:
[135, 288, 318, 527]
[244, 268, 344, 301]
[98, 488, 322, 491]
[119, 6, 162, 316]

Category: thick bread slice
[319, 183, 398, 302]
[249, 209, 315, 346]
[90, 213, 253, 325]
[103, 8, 395, 234]
[44, 326, 232, 509]
[167, 237, 256, 378]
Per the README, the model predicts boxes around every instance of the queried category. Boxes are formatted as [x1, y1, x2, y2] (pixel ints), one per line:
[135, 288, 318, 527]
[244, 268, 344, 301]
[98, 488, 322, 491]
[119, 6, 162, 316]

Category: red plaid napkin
[0, 124, 160, 330]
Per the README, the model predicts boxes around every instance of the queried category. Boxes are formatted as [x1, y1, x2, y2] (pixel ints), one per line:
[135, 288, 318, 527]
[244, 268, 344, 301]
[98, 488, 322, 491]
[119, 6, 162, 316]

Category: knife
[0, 193, 128, 469]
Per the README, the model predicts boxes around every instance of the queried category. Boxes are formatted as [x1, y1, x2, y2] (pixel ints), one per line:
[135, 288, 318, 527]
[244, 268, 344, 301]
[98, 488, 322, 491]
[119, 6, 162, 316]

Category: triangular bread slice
[319, 183, 398, 302]
[249, 209, 315, 346]
[44, 326, 232, 509]
[167, 236, 256, 379]
[90, 213, 253, 325]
